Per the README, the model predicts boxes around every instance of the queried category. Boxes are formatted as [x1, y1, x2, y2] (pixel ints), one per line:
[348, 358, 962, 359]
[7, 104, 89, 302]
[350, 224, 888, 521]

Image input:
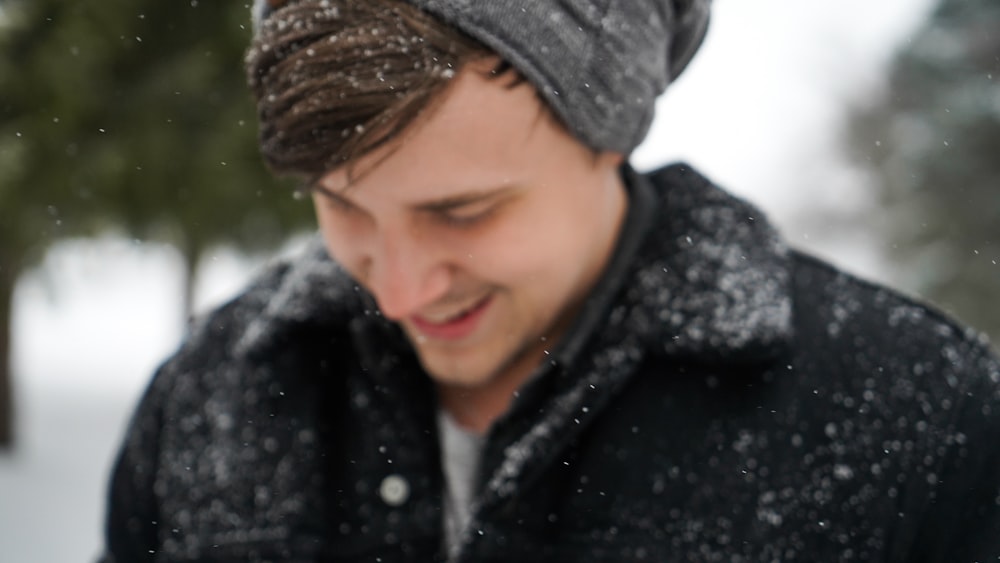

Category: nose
[364, 229, 450, 320]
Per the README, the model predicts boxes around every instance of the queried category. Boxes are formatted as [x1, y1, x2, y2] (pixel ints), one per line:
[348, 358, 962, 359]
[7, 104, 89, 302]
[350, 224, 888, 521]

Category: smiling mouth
[410, 294, 493, 340]
[420, 296, 489, 323]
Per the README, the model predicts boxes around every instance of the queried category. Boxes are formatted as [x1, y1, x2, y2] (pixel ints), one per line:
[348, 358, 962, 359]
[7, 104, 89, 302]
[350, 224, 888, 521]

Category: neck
[437, 329, 555, 433]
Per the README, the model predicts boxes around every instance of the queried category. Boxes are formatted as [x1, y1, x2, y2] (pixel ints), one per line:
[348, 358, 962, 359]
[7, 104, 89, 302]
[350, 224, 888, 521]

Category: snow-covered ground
[0, 0, 934, 560]
[0, 240, 265, 562]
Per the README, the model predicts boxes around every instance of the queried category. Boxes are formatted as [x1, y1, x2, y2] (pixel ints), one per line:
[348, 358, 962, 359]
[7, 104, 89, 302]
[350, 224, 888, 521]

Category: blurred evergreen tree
[847, 0, 1000, 345]
[0, 0, 313, 448]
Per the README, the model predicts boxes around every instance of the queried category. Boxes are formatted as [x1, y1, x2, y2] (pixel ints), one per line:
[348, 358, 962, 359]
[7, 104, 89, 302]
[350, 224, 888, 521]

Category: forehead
[318, 63, 552, 200]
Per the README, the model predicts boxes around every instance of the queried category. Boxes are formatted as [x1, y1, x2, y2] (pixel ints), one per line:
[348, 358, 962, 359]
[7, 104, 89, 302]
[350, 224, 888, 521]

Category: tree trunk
[180, 241, 202, 321]
[0, 252, 17, 450]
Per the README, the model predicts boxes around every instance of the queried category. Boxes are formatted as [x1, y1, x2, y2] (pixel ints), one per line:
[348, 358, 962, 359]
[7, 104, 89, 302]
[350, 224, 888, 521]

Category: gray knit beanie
[251, 0, 710, 155]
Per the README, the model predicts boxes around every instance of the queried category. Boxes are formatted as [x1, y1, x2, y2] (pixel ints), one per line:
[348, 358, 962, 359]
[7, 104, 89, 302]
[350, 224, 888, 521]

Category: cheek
[314, 208, 339, 251]
[314, 207, 362, 274]
[460, 209, 580, 286]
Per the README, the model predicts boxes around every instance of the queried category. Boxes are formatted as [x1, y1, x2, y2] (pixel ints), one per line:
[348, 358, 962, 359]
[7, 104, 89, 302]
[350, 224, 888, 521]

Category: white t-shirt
[437, 410, 486, 560]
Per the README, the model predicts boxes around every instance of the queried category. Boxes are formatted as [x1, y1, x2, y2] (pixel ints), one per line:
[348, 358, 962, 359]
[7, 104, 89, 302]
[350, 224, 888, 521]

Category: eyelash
[315, 188, 501, 228]
[435, 204, 497, 227]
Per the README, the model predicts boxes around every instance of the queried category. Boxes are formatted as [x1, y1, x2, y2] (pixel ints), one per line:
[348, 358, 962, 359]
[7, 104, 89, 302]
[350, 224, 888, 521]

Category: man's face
[313, 61, 627, 395]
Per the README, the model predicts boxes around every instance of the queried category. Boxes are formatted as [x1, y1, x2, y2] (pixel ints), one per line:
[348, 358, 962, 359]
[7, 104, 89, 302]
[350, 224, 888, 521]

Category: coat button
[379, 474, 410, 507]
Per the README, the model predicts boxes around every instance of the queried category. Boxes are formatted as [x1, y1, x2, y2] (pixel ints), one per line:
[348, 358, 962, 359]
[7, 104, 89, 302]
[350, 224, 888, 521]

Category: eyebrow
[310, 183, 354, 205]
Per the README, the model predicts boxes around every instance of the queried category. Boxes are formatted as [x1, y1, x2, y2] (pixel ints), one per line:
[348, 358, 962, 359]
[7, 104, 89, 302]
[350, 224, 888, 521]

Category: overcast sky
[636, 0, 934, 198]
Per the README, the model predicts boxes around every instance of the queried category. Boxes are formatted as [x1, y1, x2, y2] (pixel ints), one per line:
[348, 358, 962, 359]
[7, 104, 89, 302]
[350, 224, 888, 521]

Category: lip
[410, 295, 493, 341]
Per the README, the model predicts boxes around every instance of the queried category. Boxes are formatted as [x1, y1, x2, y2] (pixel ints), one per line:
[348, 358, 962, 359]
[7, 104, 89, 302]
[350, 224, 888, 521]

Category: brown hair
[245, 0, 493, 183]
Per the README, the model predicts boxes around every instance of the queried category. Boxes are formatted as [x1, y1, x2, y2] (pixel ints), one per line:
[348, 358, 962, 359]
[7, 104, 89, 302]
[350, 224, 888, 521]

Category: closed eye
[431, 201, 500, 227]
[417, 187, 517, 228]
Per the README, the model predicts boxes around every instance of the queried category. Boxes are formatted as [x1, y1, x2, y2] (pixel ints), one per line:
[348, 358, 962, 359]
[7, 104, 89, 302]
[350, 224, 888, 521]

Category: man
[102, 1, 1000, 561]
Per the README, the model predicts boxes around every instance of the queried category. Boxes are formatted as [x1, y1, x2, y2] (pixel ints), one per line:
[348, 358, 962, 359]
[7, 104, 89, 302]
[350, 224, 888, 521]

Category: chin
[421, 358, 495, 389]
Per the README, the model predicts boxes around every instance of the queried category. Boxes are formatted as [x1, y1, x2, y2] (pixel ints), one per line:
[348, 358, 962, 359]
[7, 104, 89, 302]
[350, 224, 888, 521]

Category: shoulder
[134, 236, 364, 476]
[635, 163, 998, 392]
[129, 238, 365, 436]
[786, 251, 1000, 485]
[104, 240, 365, 561]
[788, 249, 998, 381]
[166, 238, 361, 374]
[786, 253, 1000, 559]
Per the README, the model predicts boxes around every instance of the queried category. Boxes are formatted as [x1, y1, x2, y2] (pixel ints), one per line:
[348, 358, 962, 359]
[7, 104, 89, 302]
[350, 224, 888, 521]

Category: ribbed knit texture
[251, 0, 710, 154]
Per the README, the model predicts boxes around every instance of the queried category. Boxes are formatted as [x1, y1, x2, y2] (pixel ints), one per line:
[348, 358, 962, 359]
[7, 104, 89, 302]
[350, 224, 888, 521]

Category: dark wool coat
[101, 164, 1000, 563]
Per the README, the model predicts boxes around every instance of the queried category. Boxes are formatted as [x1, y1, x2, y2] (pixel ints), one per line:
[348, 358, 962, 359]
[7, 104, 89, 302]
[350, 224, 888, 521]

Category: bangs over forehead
[245, 0, 491, 182]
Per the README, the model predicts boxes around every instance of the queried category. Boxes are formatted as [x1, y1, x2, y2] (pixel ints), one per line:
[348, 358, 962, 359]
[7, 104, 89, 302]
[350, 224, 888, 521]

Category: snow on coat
[101, 164, 1000, 562]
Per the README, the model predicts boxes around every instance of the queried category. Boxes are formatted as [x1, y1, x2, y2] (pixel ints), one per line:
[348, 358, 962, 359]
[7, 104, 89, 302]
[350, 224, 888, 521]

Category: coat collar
[622, 163, 793, 362]
[235, 163, 793, 365]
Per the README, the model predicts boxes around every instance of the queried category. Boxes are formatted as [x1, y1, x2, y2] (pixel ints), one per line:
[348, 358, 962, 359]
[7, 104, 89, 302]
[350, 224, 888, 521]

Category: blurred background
[1, 0, 997, 560]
